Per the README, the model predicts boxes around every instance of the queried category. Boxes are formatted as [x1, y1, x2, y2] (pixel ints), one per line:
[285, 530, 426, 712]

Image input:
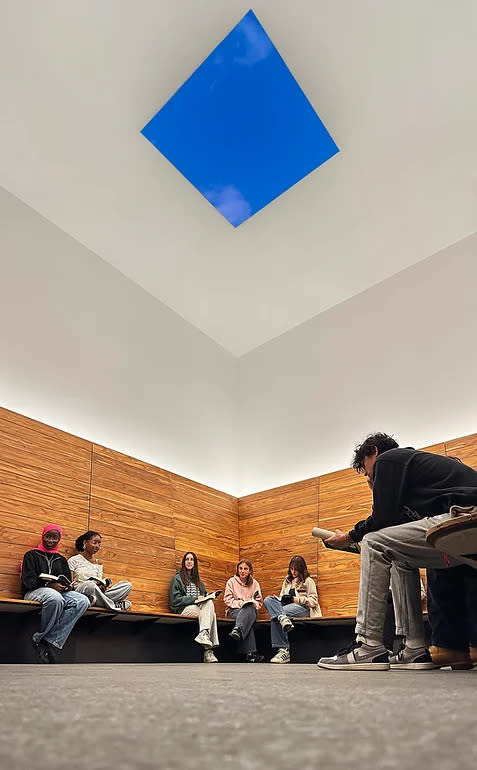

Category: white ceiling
[1, 1, 477, 356]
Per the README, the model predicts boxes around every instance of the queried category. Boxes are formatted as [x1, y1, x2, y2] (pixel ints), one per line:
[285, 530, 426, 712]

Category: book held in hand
[195, 590, 222, 604]
[311, 527, 361, 554]
[86, 576, 112, 589]
[39, 572, 73, 588]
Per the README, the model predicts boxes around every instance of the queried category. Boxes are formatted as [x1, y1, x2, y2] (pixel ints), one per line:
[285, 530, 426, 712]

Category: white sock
[357, 634, 382, 647]
[405, 638, 425, 649]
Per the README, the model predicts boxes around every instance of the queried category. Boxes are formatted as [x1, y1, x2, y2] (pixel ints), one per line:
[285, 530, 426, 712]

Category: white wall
[238, 232, 477, 495]
[0, 187, 238, 494]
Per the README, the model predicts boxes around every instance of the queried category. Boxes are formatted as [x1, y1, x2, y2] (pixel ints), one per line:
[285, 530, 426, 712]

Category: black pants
[227, 604, 258, 654]
[426, 565, 477, 651]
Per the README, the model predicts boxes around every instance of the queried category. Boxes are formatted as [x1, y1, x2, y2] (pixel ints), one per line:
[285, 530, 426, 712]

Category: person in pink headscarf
[21, 524, 89, 663]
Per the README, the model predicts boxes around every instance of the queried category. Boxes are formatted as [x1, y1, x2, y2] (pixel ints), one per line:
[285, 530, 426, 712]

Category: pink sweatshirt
[224, 575, 263, 615]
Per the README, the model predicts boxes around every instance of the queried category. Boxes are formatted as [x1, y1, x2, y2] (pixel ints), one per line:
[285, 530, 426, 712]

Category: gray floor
[0, 664, 476, 770]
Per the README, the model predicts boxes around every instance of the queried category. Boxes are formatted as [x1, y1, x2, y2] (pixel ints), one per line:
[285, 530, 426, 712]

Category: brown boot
[470, 647, 477, 666]
[429, 646, 473, 670]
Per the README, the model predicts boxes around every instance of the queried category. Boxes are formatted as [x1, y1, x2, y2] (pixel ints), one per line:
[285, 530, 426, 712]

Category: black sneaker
[229, 627, 242, 641]
[317, 640, 390, 670]
[33, 639, 54, 664]
[389, 645, 434, 670]
[246, 651, 264, 663]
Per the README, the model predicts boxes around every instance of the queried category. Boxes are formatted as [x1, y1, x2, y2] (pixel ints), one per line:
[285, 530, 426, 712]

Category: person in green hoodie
[169, 551, 219, 663]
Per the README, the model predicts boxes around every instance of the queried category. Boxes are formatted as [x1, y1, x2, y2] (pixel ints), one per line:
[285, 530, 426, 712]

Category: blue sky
[141, 9, 339, 227]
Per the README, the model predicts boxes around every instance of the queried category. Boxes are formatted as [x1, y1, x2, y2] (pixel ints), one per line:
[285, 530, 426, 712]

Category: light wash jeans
[25, 587, 90, 649]
[227, 604, 258, 654]
[356, 513, 463, 643]
[75, 580, 132, 610]
[264, 596, 309, 649]
[181, 600, 219, 647]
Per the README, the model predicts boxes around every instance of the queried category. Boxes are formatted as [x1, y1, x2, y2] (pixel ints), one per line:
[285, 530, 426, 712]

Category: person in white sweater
[68, 531, 132, 611]
[264, 555, 321, 663]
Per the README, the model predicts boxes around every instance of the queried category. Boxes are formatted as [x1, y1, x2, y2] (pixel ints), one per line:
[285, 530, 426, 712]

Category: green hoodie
[169, 572, 207, 614]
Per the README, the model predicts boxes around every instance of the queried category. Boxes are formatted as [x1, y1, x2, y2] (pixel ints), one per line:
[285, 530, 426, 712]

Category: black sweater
[21, 550, 72, 596]
[349, 448, 477, 542]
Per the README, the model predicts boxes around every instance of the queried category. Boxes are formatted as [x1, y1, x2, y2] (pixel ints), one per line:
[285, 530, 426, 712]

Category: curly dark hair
[352, 433, 399, 473]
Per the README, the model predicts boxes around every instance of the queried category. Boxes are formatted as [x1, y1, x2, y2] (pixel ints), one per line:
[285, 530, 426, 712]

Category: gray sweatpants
[75, 580, 132, 611]
[356, 513, 463, 643]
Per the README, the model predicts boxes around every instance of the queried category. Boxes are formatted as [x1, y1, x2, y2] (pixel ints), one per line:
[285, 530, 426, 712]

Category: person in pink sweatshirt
[224, 560, 264, 663]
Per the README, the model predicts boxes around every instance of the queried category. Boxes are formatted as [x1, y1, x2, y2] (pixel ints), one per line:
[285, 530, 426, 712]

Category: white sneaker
[114, 600, 132, 611]
[195, 629, 212, 647]
[270, 648, 291, 663]
[203, 649, 218, 663]
[278, 614, 294, 633]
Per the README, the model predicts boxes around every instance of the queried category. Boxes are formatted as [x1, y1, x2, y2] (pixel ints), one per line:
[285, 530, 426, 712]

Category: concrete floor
[0, 664, 476, 770]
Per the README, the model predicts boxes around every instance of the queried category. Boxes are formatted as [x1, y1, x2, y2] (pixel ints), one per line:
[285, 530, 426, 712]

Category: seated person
[68, 530, 132, 611]
[224, 559, 263, 663]
[427, 565, 477, 669]
[317, 433, 477, 671]
[264, 555, 321, 663]
[21, 523, 90, 663]
[169, 551, 219, 663]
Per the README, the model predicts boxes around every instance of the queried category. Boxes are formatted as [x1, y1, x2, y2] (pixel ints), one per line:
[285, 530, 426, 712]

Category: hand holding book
[39, 573, 73, 590]
[311, 527, 361, 554]
[195, 590, 222, 604]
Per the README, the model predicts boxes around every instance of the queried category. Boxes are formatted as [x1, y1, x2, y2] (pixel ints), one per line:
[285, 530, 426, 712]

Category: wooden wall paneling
[0, 407, 91, 597]
[444, 433, 477, 469]
[238, 478, 319, 618]
[169, 472, 239, 617]
[317, 468, 369, 617]
[89, 445, 175, 613]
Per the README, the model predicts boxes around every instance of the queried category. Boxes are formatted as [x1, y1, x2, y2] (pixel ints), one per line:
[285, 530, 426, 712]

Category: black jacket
[349, 448, 477, 542]
[21, 550, 72, 596]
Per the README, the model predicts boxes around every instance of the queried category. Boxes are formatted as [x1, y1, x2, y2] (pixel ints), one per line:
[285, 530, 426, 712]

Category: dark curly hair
[352, 433, 399, 473]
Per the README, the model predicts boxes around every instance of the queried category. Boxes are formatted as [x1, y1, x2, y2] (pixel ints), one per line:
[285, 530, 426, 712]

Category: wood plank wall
[1, 404, 476, 619]
[238, 479, 319, 618]
[239, 437, 477, 618]
[0, 407, 238, 614]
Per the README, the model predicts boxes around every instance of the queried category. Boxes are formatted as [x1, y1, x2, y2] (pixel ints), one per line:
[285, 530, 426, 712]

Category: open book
[195, 590, 222, 604]
[39, 572, 73, 588]
[86, 576, 112, 589]
[311, 527, 361, 554]
[241, 590, 260, 607]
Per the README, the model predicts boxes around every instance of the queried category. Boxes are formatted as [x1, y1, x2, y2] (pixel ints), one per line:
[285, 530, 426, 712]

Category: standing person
[264, 555, 321, 663]
[169, 552, 219, 663]
[68, 531, 132, 611]
[224, 559, 264, 663]
[21, 524, 90, 663]
[317, 433, 477, 671]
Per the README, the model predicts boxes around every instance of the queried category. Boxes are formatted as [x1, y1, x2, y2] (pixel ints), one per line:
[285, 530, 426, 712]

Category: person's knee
[264, 596, 273, 607]
[76, 594, 90, 612]
[41, 590, 63, 608]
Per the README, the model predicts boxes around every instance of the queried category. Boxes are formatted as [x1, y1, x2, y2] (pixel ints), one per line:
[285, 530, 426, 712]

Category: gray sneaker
[278, 614, 294, 633]
[317, 640, 390, 670]
[389, 645, 434, 670]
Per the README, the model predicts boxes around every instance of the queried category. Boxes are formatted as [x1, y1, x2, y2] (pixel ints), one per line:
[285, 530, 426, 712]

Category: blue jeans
[264, 596, 309, 649]
[25, 587, 90, 649]
[227, 604, 258, 654]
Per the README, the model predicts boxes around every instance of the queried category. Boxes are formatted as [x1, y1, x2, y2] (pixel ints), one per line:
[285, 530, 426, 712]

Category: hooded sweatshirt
[224, 574, 263, 615]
